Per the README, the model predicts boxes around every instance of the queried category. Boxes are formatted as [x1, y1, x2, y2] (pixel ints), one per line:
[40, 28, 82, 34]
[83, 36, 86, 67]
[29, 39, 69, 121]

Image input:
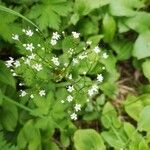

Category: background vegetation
[0, 0, 150, 149]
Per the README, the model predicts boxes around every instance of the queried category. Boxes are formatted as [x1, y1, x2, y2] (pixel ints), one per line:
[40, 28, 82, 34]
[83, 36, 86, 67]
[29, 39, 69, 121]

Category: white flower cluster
[51, 56, 60, 66]
[22, 29, 33, 37]
[50, 32, 61, 45]
[72, 31, 80, 39]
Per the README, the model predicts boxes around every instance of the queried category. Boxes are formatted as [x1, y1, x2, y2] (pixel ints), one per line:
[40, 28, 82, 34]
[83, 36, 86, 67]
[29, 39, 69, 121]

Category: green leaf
[109, 0, 144, 17]
[1, 101, 18, 131]
[0, 60, 16, 88]
[124, 95, 144, 121]
[142, 59, 150, 80]
[74, 0, 102, 16]
[110, 39, 133, 60]
[102, 14, 116, 42]
[138, 106, 150, 132]
[133, 31, 150, 59]
[124, 12, 150, 33]
[74, 129, 106, 150]
[28, 0, 71, 30]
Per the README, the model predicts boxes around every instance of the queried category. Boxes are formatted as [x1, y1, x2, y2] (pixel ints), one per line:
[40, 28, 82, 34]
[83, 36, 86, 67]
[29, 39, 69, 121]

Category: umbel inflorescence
[6, 28, 109, 120]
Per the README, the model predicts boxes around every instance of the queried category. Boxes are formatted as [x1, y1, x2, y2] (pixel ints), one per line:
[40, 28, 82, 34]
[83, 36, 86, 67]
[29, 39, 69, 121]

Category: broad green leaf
[109, 0, 144, 17]
[102, 130, 125, 149]
[124, 12, 150, 33]
[133, 31, 150, 59]
[138, 106, 150, 132]
[74, 129, 106, 150]
[124, 95, 144, 121]
[102, 14, 116, 42]
[110, 39, 133, 60]
[1, 101, 18, 131]
[74, 0, 103, 16]
[142, 59, 150, 80]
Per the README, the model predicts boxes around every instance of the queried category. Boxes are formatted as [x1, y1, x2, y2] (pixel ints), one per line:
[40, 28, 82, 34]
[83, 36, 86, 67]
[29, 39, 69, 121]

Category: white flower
[52, 32, 60, 40]
[78, 53, 87, 60]
[33, 64, 43, 71]
[5, 57, 14, 68]
[74, 104, 81, 112]
[19, 83, 24, 86]
[70, 112, 77, 120]
[72, 58, 79, 65]
[93, 46, 101, 54]
[42, 47, 45, 50]
[86, 40, 92, 45]
[30, 94, 34, 99]
[97, 74, 103, 82]
[12, 72, 17, 76]
[36, 28, 39, 32]
[28, 53, 36, 60]
[102, 52, 109, 59]
[14, 60, 20, 68]
[72, 31, 80, 38]
[37, 44, 41, 47]
[67, 85, 74, 93]
[25, 29, 33, 37]
[51, 56, 60, 66]
[20, 90, 27, 97]
[50, 39, 57, 45]
[61, 100, 65, 103]
[12, 34, 19, 40]
[68, 74, 72, 80]
[39, 90, 46, 97]
[24, 58, 30, 65]
[102, 66, 105, 70]
[67, 95, 73, 102]
[88, 85, 99, 97]
[22, 29, 26, 32]
[26, 43, 35, 51]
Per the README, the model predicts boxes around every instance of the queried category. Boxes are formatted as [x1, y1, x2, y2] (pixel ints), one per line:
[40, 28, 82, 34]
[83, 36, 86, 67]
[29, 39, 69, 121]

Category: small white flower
[51, 56, 60, 66]
[86, 99, 90, 102]
[25, 29, 33, 37]
[70, 112, 77, 120]
[26, 43, 35, 51]
[97, 74, 104, 82]
[33, 64, 43, 71]
[74, 104, 81, 112]
[86, 40, 92, 45]
[22, 29, 26, 32]
[72, 58, 79, 65]
[79, 54, 87, 60]
[12, 34, 19, 40]
[30, 94, 34, 99]
[36, 28, 39, 32]
[52, 32, 60, 40]
[12, 72, 17, 76]
[102, 66, 105, 70]
[72, 31, 80, 38]
[67, 85, 74, 93]
[5, 57, 14, 68]
[28, 53, 36, 60]
[42, 47, 45, 50]
[61, 100, 65, 103]
[20, 90, 27, 97]
[68, 74, 72, 80]
[102, 52, 109, 59]
[37, 44, 41, 47]
[88, 85, 99, 97]
[14, 60, 20, 68]
[19, 83, 24, 86]
[93, 46, 101, 54]
[39, 90, 46, 97]
[24, 58, 30, 65]
[67, 95, 73, 102]
[50, 39, 57, 45]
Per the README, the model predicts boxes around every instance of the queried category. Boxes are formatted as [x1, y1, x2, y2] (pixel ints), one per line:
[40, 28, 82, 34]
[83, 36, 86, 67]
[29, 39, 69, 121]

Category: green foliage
[74, 129, 105, 150]
[0, 0, 150, 149]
